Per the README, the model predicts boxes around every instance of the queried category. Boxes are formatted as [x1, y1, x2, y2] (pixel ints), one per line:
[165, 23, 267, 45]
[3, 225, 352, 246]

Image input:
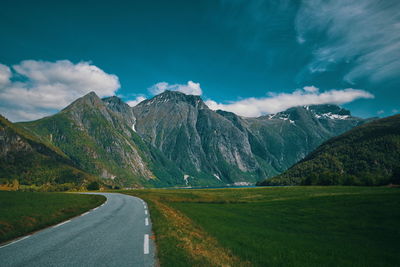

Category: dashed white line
[144, 234, 149, 254]
[144, 210, 148, 215]
[0, 235, 30, 249]
[145, 218, 149, 226]
[81, 212, 89, 217]
[53, 220, 71, 228]
[93, 207, 98, 211]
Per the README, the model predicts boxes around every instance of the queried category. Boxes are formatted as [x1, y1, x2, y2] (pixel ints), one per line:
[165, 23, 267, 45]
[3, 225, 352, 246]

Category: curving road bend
[0, 193, 156, 267]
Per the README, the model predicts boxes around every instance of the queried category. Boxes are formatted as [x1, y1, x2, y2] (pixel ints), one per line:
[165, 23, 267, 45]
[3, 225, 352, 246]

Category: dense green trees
[87, 181, 100, 190]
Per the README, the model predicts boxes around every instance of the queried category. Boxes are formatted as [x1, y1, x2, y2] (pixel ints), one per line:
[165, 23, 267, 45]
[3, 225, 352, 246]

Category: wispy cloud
[205, 86, 374, 117]
[148, 81, 202, 96]
[0, 60, 120, 121]
[296, 0, 400, 83]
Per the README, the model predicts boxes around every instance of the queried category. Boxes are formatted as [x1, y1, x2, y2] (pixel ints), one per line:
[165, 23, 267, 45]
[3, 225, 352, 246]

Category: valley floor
[123, 186, 400, 267]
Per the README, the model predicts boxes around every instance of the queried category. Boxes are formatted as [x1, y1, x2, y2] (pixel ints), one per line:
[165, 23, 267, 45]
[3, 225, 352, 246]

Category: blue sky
[0, 0, 399, 121]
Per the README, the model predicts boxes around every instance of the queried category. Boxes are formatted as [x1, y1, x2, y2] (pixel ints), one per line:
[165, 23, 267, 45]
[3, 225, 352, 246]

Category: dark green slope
[20, 92, 183, 187]
[0, 114, 94, 187]
[260, 114, 400, 186]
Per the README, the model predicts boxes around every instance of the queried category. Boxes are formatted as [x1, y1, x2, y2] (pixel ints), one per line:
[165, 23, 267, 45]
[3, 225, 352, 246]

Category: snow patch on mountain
[183, 174, 190, 185]
[213, 173, 221, 181]
[315, 112, 350, 120]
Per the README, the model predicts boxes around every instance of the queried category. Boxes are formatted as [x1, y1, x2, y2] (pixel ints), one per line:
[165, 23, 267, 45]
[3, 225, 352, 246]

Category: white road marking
[0, 235, 30, 249]
[144, 234, 149, 254]
[144, 210, 148, 215]
[53, 220, 71, 228]
[81, 212, 89, 217]
[145, 218, 149, 226]
[93, 207, 98, 211]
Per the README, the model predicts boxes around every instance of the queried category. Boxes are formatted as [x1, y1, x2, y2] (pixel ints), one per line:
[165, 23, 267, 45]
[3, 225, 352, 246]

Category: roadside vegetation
[123, 186, 400, 267]
[0, 191, 105, 243]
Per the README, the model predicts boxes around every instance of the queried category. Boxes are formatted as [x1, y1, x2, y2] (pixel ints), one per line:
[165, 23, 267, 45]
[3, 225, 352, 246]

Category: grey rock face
[0, 122, 33, 157]
[129, 91, 369, 184]
[131, 91, 261, 183]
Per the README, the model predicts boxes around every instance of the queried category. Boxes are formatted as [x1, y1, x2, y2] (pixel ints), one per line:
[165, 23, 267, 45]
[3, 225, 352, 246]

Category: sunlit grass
[123, 186, 400, 267]
[0, 191, 105, 243]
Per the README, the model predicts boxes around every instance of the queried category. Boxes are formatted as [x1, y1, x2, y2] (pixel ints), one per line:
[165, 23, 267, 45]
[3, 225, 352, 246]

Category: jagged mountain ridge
[130, 91, 368, 184]
[7, 90, 369, 187]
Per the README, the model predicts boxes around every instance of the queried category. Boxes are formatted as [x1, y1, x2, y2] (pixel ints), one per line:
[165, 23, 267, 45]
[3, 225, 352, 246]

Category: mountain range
[258, 114, 400, 186]
[1, 90, 371, 188]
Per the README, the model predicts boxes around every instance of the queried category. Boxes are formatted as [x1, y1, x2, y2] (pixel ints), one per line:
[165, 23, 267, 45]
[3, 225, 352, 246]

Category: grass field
[123, 186, 400, 267]
[0, 191, 105, 243]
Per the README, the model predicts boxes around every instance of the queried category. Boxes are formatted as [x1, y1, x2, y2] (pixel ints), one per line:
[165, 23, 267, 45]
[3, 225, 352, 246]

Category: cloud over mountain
[205, 86, 374, 117]
[148, 81, 202, 96]
[0, 60, 120, 121]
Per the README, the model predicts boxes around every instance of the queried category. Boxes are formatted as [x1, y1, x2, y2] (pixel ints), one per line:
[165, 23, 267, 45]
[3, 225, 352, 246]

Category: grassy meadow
[0, 191, 105, 243]
[122, 186, 400, 267]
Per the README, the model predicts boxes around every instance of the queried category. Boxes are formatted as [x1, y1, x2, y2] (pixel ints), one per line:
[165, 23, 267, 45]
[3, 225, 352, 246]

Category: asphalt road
[0, 193, 156, 267]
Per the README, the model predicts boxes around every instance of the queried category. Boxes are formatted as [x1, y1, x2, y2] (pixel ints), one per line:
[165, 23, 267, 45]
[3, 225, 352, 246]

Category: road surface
[0, 193, 156, 267]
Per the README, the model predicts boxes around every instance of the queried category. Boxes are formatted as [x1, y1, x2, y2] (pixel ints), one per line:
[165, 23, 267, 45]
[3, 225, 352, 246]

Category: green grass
[0, 191, 105, 243]
[123, 186, 400, 267]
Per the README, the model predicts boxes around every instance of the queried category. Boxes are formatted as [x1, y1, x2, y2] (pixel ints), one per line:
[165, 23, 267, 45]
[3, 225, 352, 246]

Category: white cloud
[296, 0, 400, 83]
[127, 96, 147, 107]
[205, 87, 374, 117]
[0, 60, 120, 121]
[148, 81, 202, 96]
[0, 64, 11, 86]
[392, 109, 399, 114]
[377, 110, 385, 115]
[303, 85, 318, 93]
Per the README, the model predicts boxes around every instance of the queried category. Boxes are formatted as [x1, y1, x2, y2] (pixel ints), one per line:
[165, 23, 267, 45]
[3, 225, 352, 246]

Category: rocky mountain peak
[307, 104, 351, 116]
[80, 91, 101, 103]
[263, 104, 353, 122]
[137, 90, 208, 110]
[102, 95, 124, 104]
[102, 95, 136, 126]
[63, 91, 103, 111]
[102, 96, 132, 112]
[306, 104, 352, 120]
